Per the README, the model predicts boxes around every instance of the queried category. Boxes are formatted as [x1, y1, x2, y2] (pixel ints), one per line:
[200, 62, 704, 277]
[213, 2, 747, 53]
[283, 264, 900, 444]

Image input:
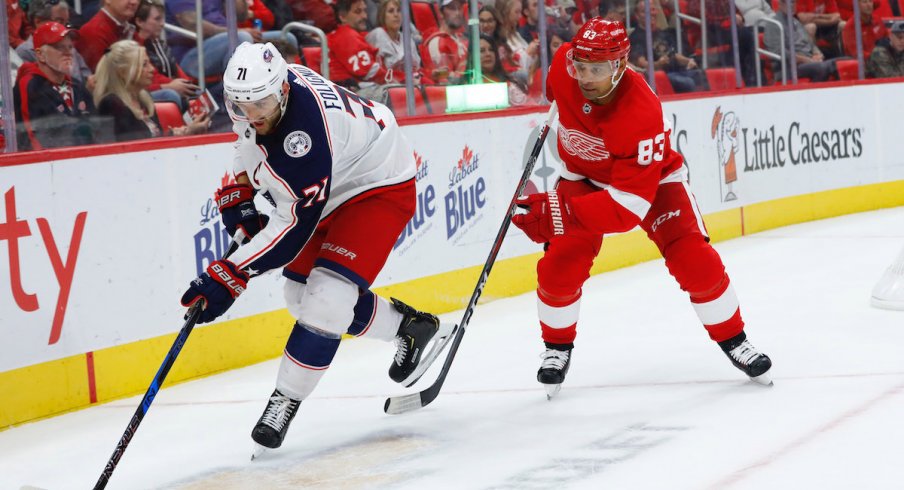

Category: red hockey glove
[512, 191, 576, 244]
[180, 259, 250, 324]
[215, 184, 269, 244]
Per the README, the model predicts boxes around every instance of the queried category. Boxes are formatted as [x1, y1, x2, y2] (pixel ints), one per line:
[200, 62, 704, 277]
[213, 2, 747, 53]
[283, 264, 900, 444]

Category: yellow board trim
[3, 180, 904, 429]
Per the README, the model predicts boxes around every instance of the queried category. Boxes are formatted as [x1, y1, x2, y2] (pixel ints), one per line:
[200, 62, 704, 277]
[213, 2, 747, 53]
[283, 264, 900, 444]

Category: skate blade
[750, 371, 773, 386]
[251, 443, 269, 461]
[544, 383, 562, 400]
[400, 322, 457, 388]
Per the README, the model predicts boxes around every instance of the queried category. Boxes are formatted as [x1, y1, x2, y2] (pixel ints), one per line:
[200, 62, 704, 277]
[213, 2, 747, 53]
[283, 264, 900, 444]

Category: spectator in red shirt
[841, 0, 887, 57]
[77, 0, 139, 70]
[421, 0, 470, 84]
[796, 0, 844, 57]
[16, 0, 93, 86]
[239, 0, 275, 30]
[328, 0, 400, 100]
[134, 0, 200, 111]
[13, 22, 96, 150]
[7, 0, 33, 48]
[285, 0, 337, 34]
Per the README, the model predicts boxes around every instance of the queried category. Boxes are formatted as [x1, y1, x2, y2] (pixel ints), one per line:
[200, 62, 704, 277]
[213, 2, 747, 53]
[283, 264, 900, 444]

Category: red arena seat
[155, 102, 185, 134]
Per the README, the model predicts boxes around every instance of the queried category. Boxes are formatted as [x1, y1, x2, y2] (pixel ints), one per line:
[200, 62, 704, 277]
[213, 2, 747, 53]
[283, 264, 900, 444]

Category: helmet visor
[225, 94, 282, 124]
[566, 49, 616, 83]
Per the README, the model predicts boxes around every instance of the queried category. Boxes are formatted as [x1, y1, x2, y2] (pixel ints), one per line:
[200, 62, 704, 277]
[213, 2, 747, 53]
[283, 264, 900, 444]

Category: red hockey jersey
[327, 25, 397, 84]
[546, 42, 684, 235]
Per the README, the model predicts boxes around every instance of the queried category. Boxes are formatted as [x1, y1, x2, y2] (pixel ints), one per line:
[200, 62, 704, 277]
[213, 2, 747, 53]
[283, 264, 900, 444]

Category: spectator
[260, 0, 294, 29]
[366, 0, 427, 85]
[630, 0, 706, 93]
[7, 0, 33, 48]
[328, 0, 399, 100]
[134, 0, 201, 111]
[239, 0, 275, 30]
[421, 0, 469, 84]
[795, 0, 844, 57]
[13, 22, 96, 151]
[518, 0, 540, 42]
[94, 40, 208, 141]
[603, 1, 626, 24]
[736, 0, 775, 26]
[77, 0, 139, 71]
[479, 34, 530, 104]
[165, 0, 256, 83]
[496, 0, 538, 80]
[16, 0, 93, 86]
[479, 5, 502, 39]
[867, 18, 904, 77]
[841, 0, 886, 58]
[686, 0, 758, 86]
[765, 0, 838, 81]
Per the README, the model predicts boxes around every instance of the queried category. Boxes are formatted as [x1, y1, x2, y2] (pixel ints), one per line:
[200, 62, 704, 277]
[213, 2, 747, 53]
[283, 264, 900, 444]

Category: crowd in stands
[4, 0, 904, 152]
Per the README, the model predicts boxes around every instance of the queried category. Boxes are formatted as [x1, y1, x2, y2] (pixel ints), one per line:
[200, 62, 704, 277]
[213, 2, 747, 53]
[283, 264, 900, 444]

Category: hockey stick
[93, 236, 242, 490]
[384, 102, 559, 415]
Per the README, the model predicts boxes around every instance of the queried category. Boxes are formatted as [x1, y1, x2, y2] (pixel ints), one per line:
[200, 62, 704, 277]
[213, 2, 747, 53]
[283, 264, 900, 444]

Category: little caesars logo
[710, 106, 864, 203]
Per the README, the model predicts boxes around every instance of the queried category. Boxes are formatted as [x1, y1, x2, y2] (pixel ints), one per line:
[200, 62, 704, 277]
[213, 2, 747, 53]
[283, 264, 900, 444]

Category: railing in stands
[281, 22, 330, 80]
[673, 0, 709, 69]
[753, 17, 787, 87]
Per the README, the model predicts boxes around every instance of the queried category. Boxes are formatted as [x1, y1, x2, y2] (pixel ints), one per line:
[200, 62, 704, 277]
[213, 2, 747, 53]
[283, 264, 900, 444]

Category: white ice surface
[3, 207, 904, 490]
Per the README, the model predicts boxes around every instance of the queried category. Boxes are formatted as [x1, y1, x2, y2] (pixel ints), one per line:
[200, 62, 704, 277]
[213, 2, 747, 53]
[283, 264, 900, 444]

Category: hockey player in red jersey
[511, 18, 773, 398]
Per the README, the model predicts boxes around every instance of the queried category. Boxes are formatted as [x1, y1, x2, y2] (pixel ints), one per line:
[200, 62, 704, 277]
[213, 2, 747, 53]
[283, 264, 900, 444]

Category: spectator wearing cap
[7, 0, 33, 48]
[841, 0, 886, 58]
[328, 0, 401, 100]
[77, 0, 139, 70]
[796, 0, 844, 57]
[421, 0, 469, 84]
[629, 0, 706, 93]
[765, 0, 838, 81]
[133, 0, 199, 111]
[13, 22, 96, 151]
[94, 40, 209, 141]
[867, 19, 904, 77]
[366, 0, 428, 85]
[17, 0, 93, 86]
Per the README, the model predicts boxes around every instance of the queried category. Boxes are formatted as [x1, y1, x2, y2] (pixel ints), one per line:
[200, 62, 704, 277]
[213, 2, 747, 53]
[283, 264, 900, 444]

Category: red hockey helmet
[571, 17, 630, 62]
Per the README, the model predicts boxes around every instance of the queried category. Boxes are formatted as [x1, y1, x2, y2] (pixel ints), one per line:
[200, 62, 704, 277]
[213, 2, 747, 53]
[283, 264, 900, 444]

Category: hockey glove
[180, 260, 250, 324]
[512, 191, 576, 244]
[215, 184, 269, 244]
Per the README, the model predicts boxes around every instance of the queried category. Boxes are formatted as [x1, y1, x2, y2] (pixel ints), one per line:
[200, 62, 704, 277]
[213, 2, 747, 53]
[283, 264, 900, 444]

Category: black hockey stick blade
[93, 237, 240, 489]
[384, 103, 559, 415]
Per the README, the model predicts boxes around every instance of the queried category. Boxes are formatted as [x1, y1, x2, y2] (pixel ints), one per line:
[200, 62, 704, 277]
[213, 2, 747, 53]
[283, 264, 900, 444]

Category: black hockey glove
[180, 260, 249, 324]
[215, 184, 269, 244]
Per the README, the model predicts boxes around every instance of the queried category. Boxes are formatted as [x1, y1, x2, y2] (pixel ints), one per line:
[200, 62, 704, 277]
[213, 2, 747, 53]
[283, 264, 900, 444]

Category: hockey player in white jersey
[180, 42, 451, 454]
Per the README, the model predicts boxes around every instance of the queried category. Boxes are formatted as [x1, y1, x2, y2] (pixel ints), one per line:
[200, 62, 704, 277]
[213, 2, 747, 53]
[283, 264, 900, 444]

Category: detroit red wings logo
[558, 126, 610, 161]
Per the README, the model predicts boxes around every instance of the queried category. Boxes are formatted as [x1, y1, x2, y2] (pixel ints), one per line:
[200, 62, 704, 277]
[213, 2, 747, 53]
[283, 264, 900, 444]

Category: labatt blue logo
[445, 145, 486, 240]
[194, 173, 234, 275]
[394, 152, 435, 252]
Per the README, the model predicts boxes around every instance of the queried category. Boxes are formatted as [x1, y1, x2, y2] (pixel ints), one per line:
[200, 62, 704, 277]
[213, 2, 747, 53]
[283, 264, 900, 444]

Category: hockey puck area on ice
[169, 433, 434, 489]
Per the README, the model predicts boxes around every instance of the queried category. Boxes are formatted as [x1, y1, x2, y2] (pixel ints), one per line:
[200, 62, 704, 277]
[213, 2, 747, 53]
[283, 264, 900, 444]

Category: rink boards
[2, 80, 904, 428]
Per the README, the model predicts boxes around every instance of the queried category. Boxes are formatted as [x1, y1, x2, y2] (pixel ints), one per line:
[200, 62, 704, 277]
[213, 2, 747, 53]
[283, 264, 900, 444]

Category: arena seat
[302, 47, 323, 74]
[386, 86, 430, 116]
[155, 102, 185, 134]
[654, 70, 675, 96]
[836, 59, 860, 81]
[423, 85, 447, 114]
[411, 1, 440, 38]
[706, 67, 743, 91]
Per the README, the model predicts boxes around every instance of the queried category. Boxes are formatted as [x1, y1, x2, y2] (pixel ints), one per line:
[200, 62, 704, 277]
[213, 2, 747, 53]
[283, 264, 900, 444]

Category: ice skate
[389, 298, 455, 387]
[538, 343, 572, 399]
[719, 332, 773, 386]
[250, 389, 301, 458]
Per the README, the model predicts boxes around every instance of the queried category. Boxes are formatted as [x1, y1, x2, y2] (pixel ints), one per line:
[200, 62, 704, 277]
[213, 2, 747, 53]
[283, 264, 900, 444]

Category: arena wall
[2, 80, 903, 428]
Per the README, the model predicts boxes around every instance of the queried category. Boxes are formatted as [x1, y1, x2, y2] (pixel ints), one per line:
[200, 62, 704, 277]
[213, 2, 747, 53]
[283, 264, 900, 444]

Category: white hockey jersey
[227, 64, 415, 275]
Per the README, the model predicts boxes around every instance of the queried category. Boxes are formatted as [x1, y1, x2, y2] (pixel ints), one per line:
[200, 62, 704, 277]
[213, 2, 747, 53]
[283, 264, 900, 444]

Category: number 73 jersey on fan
[226, 64, 415, 276]
[546, 44, 685, 232]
